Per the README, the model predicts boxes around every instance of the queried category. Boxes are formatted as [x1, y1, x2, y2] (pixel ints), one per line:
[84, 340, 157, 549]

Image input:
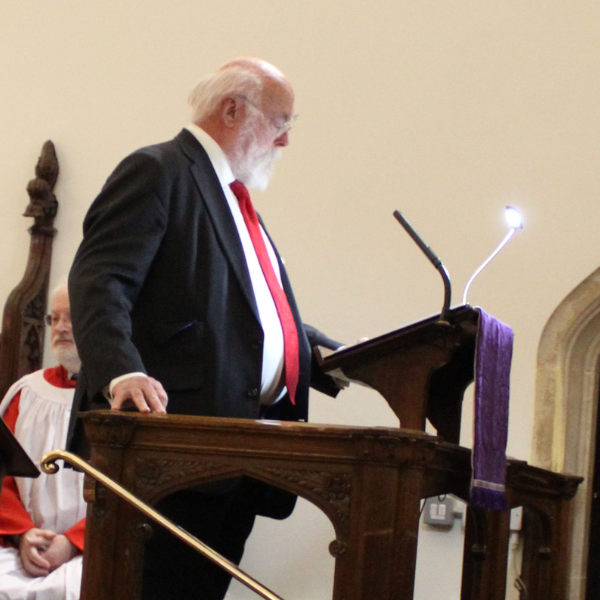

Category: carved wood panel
[0, 140, 58, 398]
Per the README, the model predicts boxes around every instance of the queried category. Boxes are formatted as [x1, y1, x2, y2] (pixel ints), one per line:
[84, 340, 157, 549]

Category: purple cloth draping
[470, 309, 513, 511]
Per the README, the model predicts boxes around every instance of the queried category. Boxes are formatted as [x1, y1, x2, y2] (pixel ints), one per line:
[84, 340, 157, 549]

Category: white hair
[49, 280, 68, 310]
[188, 62, 264, 124]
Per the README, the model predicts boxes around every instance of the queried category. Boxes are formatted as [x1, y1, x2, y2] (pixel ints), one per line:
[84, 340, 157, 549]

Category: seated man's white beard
[52, 343, 81, 375]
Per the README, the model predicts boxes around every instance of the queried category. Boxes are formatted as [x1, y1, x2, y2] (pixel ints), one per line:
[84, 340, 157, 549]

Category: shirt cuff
[106, 372, 148, 402]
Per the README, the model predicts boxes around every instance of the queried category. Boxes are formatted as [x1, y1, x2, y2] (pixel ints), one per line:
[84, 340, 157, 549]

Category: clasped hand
[19, 528, 78, 577]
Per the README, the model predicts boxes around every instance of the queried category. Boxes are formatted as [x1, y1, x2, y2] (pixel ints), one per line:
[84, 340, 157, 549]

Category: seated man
[0, 283, 86, 600]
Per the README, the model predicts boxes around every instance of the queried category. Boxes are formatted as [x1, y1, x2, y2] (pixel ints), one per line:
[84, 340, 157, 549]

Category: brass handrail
[41, 449, 284, 600]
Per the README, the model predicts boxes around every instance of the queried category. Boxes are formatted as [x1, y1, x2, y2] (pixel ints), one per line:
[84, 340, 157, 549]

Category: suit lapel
[175, 130, 259, 321]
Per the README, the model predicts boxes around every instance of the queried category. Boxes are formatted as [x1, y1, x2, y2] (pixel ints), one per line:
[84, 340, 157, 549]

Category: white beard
[52, 342, 81, 375]
[229, 116, 281, 191]
[242, 146, 281, 191]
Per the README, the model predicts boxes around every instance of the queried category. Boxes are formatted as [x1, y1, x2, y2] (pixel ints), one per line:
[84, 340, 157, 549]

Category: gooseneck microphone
[393, 210, 452, 322]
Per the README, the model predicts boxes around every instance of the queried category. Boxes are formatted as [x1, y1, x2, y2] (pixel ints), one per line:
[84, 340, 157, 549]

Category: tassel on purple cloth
[470, 309, 513, 511]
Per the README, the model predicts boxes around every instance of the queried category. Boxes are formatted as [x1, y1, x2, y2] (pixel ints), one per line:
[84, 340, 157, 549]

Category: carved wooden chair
[0, 141, 59, 486]
[0, 140, 59, 398]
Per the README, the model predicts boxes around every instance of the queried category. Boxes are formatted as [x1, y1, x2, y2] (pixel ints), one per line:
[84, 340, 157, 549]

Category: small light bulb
[505, 206, 523, 229]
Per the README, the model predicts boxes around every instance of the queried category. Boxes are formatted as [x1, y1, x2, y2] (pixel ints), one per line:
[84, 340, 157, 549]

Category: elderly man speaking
[67, 57, 344, 600]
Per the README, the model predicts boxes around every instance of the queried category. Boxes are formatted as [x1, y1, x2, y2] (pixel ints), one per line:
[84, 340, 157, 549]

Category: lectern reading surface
[315, 304, 479, 443]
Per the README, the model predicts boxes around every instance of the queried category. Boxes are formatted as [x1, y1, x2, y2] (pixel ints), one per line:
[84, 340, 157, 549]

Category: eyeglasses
[238, 96, 298, 138]
[45, 314, 72, 327]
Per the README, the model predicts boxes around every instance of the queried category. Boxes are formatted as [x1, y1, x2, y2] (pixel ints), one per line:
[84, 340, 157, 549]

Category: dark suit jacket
[68, 129, 340, 453]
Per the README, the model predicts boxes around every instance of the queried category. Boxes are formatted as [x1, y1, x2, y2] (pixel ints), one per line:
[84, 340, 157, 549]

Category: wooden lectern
[78, 307, 581, 600]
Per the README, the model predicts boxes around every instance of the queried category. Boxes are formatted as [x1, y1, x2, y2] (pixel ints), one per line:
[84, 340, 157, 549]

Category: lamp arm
[462, 228, 515, 305]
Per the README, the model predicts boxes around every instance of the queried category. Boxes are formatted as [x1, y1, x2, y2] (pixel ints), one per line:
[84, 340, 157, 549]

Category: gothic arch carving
[132, 455, 351, 556]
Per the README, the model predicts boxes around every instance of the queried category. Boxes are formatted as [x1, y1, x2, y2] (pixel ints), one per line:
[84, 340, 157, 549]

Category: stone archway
[532, 266, 600, 600]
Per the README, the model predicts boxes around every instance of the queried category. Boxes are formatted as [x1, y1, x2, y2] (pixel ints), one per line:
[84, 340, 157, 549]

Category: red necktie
[230, 180, 299, 405]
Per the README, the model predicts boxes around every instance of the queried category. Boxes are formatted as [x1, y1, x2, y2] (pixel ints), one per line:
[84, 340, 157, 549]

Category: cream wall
[1, 2, 599, 599]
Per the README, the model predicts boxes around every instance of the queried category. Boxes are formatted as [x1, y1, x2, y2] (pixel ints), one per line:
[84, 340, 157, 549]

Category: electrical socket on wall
[423, 496, 454, 528]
